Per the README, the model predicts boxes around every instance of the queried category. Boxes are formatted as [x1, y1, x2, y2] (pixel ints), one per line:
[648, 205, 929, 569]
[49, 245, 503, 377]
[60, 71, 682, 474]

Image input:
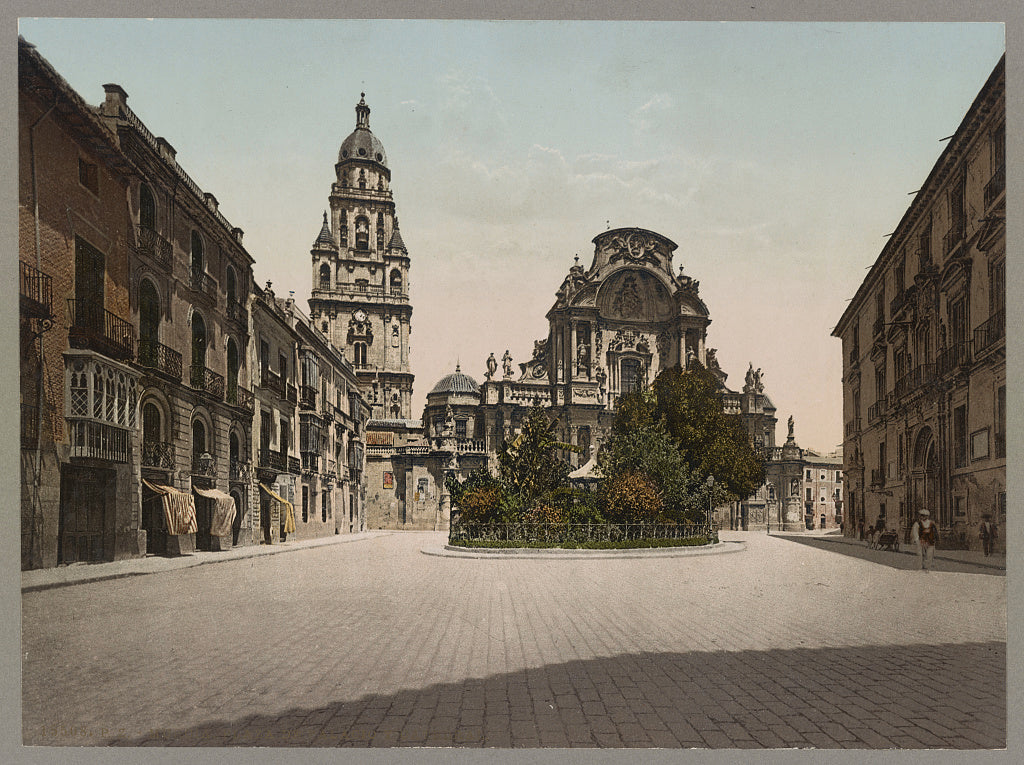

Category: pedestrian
[866, 524, 875, 548]
[979, 513, 998, 557]
[858, 518, 865, 541]
[910, 509, 938, 571]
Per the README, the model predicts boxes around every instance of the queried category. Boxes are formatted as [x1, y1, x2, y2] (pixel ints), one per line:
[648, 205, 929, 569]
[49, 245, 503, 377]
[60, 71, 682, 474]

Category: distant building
[832, 56, 1004, 550]
[764, 420, 843, 532]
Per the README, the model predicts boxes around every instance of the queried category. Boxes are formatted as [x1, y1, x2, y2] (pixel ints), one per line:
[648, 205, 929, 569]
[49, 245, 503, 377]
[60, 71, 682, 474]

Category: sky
[17, 19, 1005, 453]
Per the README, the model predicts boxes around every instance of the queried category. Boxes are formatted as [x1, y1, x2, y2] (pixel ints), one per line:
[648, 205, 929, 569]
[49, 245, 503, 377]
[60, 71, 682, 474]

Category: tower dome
[338, 93, 388, 168]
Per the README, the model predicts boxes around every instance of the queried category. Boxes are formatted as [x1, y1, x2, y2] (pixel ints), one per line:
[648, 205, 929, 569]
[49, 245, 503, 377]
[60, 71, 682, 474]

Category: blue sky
[18, 19, 1005, 451]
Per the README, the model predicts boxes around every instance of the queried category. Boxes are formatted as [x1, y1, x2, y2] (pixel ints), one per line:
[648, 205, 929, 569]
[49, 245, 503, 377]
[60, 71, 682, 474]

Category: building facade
[833, 56, 1004, 550]
[764, 420, 844, 532]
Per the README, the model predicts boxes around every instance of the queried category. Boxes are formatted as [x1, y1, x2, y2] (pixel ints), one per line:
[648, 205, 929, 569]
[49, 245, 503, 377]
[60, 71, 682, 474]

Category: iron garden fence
[449, 521, 718, 546]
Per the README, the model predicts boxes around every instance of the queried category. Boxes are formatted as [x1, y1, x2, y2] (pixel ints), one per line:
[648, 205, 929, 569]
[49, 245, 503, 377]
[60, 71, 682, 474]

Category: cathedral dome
[338, 93, 388, 168]
[428, 365, 480, 397]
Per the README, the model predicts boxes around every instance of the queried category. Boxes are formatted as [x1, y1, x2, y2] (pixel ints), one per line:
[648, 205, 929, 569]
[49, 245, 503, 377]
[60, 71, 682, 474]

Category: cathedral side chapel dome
[428, 365, 480, 397]
[338, 93, 388, 167]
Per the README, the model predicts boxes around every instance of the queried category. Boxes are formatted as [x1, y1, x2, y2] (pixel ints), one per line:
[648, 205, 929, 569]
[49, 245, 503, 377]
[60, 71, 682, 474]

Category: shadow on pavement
[29, 641, 1004, 749]
[771, 535, 1004, 576]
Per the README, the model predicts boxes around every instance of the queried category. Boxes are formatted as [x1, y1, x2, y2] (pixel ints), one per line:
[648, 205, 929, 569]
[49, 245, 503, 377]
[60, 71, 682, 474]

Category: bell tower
[307, 94, 414, 420]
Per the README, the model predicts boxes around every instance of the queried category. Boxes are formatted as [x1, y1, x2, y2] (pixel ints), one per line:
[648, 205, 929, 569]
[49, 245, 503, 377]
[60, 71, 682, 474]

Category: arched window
[143, 402, 161, 444]
[358, 169, 366, 189]
[139, 279, 160, 359]
[227, 338, 239, 401]
[190, 231, 204, 274]
[339, 210, 348, 245]
[230, 431, 240, 464]
[353, 342, 367, 368]
[139, 184, 156, 230]
[376, 212, 385, 249]
[192, 419, 206, 458]
[355, 216, 369, 250]
[390, 269, 402, 296]
[319, 263, 331, 289]
[191, 313, 207, 385]
[392, 325, 400, 348]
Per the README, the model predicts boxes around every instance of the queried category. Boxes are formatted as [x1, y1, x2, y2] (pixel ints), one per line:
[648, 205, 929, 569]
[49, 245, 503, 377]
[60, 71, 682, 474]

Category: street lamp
[705, 475, 715, 530]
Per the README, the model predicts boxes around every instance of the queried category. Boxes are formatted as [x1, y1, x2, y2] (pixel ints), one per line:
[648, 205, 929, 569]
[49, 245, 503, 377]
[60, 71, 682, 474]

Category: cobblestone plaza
[22, 531, 1005, 750]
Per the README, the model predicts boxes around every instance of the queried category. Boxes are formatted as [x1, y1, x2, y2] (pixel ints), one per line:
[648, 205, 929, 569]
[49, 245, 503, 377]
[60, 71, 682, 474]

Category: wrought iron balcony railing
[943, 225, 965, 258]
[189, 363, 225, 399]
[191, 453, 218, 477]
[226, 299, 247, 324]
[259, 448, 287, 473]
[844, 418, 861, 438]
[302, 453, 319, 473]
[974, 311, 1005, 357]
[134, 225, 172, 269]
[226, 384, 255, 413]
[935, 342, 972, 377]
[20, 261, 53, 320]
[867, 399, 887, 423]
[872, 315, 884, 338]
[889, 290, 906, 319]
[870, 468, 885, 487]
[984, 164, 1005, 210]
[142, 439, 175, 469]
[229, 458, 252, 482]
[260, 367, 285, 399]
[67, 299, 135, 361]
[848, 346, 860, 367]
[137, 339, 183, 380]
[892, 363, 934, 401]
[189, 266, 216, 298]
[288, 455, 302, 474]
[286, 384, 298, 405]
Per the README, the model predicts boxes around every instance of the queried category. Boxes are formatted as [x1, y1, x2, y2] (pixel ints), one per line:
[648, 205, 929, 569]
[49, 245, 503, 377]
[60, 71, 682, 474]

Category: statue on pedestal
[502, 350, 513, 378]
[485, 353, 498, 380]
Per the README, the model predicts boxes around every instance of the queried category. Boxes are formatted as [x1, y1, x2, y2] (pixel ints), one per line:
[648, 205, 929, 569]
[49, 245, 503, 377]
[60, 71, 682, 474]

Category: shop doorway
[58, 465, 111, 563]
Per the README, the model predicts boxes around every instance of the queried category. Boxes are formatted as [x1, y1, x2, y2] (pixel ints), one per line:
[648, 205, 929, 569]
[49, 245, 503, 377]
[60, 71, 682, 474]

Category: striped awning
[260, 483, 295, 534]
[193, 487, 237, 538]
[142, 479, 198, 536]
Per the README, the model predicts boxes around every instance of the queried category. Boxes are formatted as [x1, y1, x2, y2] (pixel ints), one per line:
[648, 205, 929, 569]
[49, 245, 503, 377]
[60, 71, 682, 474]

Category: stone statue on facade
[502, 350, 513, 378]
[706, 347, 719, 370]
[443, 405, 455, 437]
[577, 340, 589, 374]
[787, 415, 795, 440]
[485, 352, 498, 380]
[686, 347, 697, 369]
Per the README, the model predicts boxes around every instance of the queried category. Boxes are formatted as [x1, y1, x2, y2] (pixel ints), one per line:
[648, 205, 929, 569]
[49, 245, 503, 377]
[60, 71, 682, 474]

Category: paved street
[22, 530, 1005, 749]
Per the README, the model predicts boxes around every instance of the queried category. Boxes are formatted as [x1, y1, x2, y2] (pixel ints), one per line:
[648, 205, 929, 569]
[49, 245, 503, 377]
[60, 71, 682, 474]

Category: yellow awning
[260, 483, 295, 534]
[194, 487, 237, 538]
[142, 479, 197, 536]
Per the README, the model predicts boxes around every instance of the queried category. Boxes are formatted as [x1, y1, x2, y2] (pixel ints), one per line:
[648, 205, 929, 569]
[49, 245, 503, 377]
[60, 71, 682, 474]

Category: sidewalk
[21, 530, 393, 593]
[772, 529, 1005, 571]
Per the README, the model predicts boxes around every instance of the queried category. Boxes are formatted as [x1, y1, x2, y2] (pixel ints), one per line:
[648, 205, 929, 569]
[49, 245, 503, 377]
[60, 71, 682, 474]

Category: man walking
[979, 513, 998, 557]
[911, 509, 938, 571]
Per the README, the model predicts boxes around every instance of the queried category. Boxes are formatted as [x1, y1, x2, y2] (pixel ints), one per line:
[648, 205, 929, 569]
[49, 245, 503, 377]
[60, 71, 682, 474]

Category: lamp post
[705, 475, 715, 531]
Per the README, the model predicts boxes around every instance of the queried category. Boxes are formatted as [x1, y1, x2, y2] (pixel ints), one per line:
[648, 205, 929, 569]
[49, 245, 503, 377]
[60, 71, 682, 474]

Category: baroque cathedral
[307, 96, 779, 531]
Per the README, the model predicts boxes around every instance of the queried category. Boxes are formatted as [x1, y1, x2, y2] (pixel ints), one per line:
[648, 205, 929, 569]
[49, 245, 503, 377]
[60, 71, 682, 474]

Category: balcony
[943, 225, 965, 258]
[848, 346, 860, 367]
[189, 266, 216, 299]
[302, 453, 320, 473]
[286, 384, 298, 405]
[260, 367, 285, 400]
[226, 299, 247, 325]
[870, 468, 885, 487]
[892, 363, 934, 401]
[20, 262, 53, 320]
[142, 439, 175, 470]
[844, 418, 861, 438]
[984, 165, 1005, 209]
[137, 339, 182, 380]
[189, 363, 225, 399]
[226, 384, 255, 413]
[191, 453, 218, 477]
[21, 403, 38, 449]
[67, 299, 135, 361]
[872, 315, 884, 338]
[229, 459, 252, 482]
[974, 311, 1005, 357]
[935, 342, 972, 377]
[300, 384, 317, 410]
[867, 399, 887, 424]
[259, 448, 287, 473]
[288, 455, 302, 474]
[134, 225, 172, 270]
[889, 290, 906, 319]
[69, 420, 130, 463]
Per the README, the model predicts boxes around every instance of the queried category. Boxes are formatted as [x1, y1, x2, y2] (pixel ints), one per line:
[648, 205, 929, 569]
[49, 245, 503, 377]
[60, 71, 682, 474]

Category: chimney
[101, 83, 128, 117]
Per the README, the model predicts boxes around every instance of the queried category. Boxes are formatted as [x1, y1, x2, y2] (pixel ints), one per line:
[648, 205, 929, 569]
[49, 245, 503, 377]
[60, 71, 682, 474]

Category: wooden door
[59, 467, 109, 563]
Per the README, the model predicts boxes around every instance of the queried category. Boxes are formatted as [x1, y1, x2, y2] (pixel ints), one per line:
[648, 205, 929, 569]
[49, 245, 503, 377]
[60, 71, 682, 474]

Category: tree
[598, 395, 705, 522]
[497, 405, 575, 511]
[652, 364, 766, 500]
